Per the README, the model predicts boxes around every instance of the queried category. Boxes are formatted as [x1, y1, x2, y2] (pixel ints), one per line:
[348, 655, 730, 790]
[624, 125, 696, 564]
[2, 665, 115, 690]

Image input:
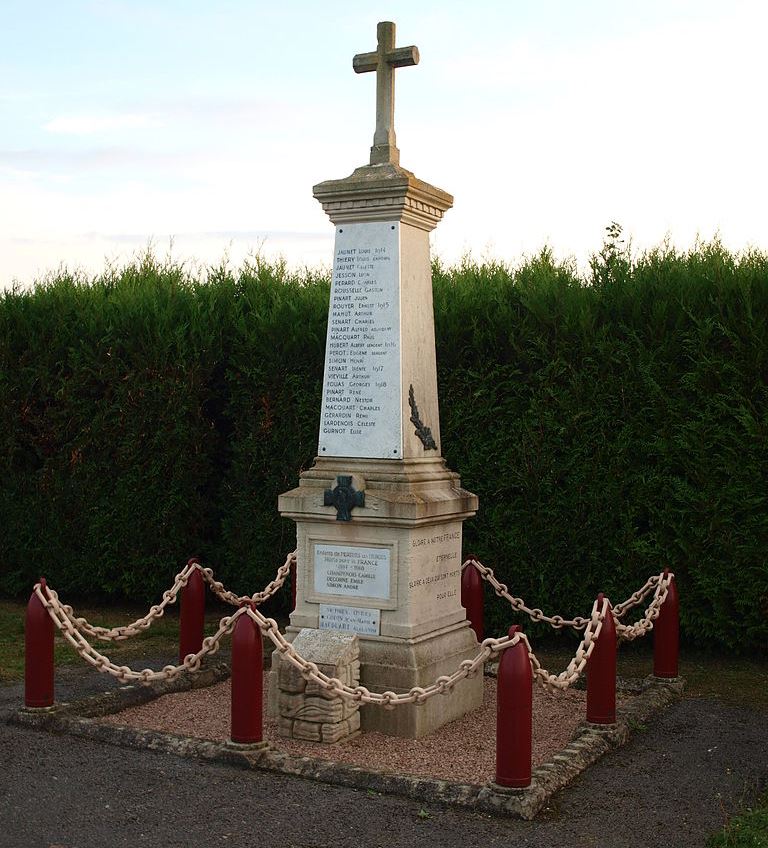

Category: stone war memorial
[17, 18, 686, 826]
[276, 20, 483, 738]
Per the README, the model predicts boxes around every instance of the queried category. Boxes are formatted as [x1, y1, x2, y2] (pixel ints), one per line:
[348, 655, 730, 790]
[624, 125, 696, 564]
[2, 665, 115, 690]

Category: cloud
[0, 164, 56, 182]
[79, 229, 328, 244]
[41, 97, 290, 139]
[43, 112, 157, 135]
[0, 146, 198, 171]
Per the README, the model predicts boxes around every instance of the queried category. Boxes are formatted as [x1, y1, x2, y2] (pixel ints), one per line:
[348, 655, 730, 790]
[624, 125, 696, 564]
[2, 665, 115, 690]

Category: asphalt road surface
[1, 666, 766, 848]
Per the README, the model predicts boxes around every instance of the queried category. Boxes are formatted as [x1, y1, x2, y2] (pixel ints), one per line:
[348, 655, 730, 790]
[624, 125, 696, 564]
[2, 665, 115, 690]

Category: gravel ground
[101, 674, 593, 784]
[1, 664, 767, 848]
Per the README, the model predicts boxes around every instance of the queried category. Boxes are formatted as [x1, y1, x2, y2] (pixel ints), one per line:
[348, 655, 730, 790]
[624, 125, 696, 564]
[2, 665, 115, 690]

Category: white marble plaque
[319, 604, 381, 636]
[318, 221, 402, 459]
[314, 543, 391, 599]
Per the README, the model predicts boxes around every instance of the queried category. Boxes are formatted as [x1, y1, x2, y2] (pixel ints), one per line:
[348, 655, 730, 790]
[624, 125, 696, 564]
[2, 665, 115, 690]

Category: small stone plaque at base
[319, 604, 380, 636]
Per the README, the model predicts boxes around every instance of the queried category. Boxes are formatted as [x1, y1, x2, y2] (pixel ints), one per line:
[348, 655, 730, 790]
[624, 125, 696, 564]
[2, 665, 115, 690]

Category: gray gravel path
[1, 667, 766, 848]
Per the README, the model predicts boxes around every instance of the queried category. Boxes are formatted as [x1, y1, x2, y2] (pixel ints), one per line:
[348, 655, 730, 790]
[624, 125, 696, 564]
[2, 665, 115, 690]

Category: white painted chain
[200, 553, 295, 608]
[33, 555, 672, 703]
[34, 579, 609, 699]
[466, 558, 593, 630]
[250, 596, 609, 702]
[53, 552, 296, 642]
[613, 573, 673, 641]
[611, 574, 660, 618]
[35, 582, 241, 683]
[528, 596, 607, 690]
[465, 557, 673, 641]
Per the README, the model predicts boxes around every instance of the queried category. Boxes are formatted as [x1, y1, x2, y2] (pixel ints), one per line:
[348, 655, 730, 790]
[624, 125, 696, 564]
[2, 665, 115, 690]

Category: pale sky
[2, 0, 767, 289]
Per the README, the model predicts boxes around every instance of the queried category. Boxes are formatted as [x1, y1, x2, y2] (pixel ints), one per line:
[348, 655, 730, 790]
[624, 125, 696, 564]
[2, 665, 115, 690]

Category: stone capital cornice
[313, 163, 453, 232]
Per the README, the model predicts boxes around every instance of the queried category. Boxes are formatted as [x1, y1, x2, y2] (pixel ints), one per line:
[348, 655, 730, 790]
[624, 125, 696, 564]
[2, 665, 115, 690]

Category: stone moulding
[280, 456, 479, 527]
[7, 667, 684, 820]
[313, 162, 453, 231]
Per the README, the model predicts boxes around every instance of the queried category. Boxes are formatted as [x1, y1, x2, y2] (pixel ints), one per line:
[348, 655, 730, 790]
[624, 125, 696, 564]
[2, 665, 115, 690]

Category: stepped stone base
[271, 621, 482, 738]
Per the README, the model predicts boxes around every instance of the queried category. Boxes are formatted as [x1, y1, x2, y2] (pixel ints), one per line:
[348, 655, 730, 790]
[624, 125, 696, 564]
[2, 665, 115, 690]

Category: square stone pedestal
[276, 455, 483, 738]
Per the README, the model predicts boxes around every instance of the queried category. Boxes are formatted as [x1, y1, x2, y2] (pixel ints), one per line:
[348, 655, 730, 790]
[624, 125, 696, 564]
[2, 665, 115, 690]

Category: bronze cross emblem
[323, 475, 365, 521]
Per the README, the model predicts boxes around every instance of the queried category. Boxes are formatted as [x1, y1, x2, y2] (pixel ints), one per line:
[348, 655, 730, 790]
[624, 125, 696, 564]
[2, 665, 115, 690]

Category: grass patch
[678, 653, 768, 713]
[709, 793, 768, 847]
[504, 637, 768, 712]
[0, 598, 230, 683]
[615, 643, 768, 712]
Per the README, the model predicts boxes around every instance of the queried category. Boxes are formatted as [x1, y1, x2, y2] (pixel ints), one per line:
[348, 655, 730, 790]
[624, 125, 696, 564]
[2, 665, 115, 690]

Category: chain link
[464, 556, 673, 641]
[200, 553, 294, 608]
[34, 580, 609, 701]
[32, 556, 673, 705]
[36, 582, 240, 683]
[54, 553, 296, 642]
[613, 574, 672, 641]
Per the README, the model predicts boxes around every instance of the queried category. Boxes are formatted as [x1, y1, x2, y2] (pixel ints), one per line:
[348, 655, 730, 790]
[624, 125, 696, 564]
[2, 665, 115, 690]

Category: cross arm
[353, 45, 419, 74]
[388, 46, 419, 68]
[353, 51, 378, 73]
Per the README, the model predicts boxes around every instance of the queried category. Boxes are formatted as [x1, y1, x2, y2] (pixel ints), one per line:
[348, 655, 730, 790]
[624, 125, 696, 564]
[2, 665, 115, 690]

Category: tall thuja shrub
[623, 242, 768, 647]
[434, 251, 619, 637]
[216, 259, 329, 596]
[0, 255, 229, 599]
[1, 240, 765, 648]
[434, 240, 768, 650]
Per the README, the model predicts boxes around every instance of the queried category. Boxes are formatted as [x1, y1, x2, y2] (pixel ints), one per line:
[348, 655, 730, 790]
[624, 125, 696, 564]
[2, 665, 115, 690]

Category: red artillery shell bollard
[586, 593, 617, 724]
[25, 578, 55, 708]
[495, 624, 532, 789]
[230, 608, 264, 744]
[461, 558, 484, 643]
[179, 559, 206, 664]
[654, 570, 680, 678]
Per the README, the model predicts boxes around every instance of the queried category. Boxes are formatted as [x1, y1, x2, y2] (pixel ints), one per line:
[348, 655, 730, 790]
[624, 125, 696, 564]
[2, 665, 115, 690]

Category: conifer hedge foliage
[1, 239, 766, 651]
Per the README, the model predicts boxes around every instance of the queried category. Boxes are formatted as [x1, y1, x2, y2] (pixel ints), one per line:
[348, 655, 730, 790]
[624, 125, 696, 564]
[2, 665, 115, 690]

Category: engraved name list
[318, 221, 401, 458]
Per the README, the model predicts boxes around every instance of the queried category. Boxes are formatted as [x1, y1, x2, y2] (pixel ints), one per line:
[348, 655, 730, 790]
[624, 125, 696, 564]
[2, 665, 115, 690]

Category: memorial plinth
[276, 22, 482, 738]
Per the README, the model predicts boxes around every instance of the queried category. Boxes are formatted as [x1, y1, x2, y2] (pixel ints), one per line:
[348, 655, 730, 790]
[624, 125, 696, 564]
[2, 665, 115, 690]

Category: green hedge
[1, 240, 766, 651]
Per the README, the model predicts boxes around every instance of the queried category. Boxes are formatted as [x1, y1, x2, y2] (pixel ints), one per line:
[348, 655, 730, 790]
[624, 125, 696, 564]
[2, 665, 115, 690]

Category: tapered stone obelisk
[278, 21, 481, 737]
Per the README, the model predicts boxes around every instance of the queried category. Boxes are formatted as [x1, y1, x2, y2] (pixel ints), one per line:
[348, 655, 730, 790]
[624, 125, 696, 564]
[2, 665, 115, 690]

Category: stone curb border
[8, 669, 684, 820]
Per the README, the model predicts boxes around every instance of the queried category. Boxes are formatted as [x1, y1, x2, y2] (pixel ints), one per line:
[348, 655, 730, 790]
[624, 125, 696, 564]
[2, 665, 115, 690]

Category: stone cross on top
[353, 21, 419, 167]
